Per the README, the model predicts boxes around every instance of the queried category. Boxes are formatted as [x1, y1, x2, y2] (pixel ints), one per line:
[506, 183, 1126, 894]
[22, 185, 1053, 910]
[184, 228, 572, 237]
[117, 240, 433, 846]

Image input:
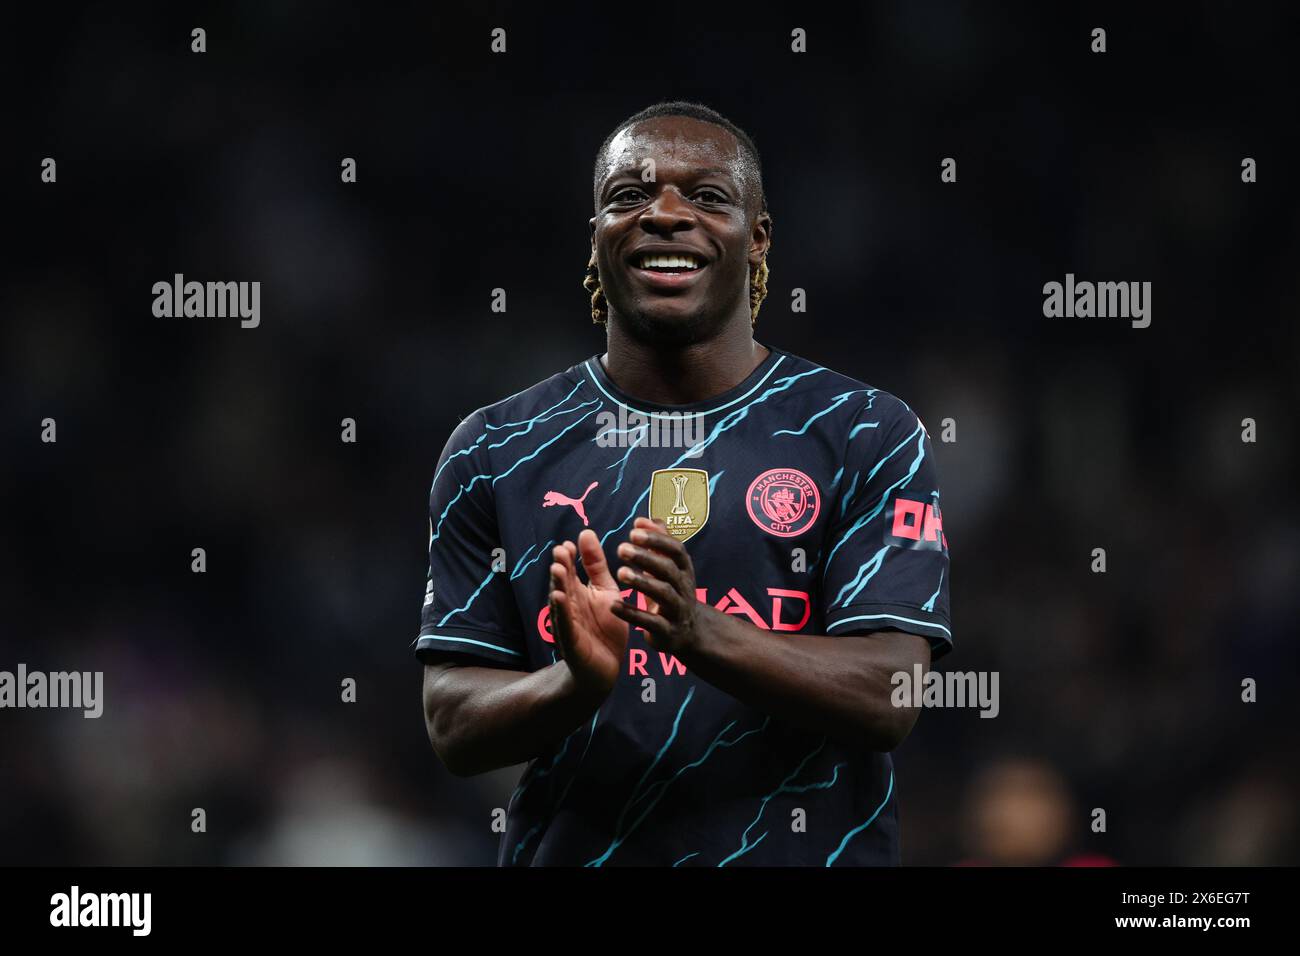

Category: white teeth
[639, 253, 701, 270]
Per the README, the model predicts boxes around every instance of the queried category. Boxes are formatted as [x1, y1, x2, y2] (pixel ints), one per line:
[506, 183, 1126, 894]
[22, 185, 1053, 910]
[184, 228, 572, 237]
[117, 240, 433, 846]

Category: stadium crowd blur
[3, 4, 1296, 864]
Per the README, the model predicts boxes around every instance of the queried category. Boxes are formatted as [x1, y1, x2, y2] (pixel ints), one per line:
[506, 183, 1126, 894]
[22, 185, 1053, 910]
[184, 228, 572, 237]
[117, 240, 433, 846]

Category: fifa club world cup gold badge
[648, 469, 710, 542]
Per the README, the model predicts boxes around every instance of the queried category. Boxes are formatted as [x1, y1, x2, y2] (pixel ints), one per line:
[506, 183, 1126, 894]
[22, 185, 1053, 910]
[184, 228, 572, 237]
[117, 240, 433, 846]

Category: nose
[638, 186, 696, 235]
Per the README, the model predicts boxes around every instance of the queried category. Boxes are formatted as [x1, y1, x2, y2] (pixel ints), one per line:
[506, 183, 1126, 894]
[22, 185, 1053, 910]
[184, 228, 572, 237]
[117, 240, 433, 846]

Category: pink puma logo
[542, 481, 599, 526]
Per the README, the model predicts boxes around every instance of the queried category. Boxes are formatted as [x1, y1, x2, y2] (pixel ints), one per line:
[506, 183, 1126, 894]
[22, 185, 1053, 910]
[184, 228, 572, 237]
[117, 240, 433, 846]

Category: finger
[549, 560, 574, 657]
[609, 600, 669, 641]
[550, 550, 569, 599]
[564, 539, 589, 586]
[616, 566, 680, 615]
[616, 540, 680, 583]
[631, 518, 691, 570]
[553, 543, 586, 621]
[577, 528, 616, 589]
[557, 541, 582, 592]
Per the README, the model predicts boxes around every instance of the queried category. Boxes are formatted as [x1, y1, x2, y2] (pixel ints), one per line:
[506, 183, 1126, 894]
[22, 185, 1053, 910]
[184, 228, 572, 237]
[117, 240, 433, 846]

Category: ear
[749, 210, 773, 269]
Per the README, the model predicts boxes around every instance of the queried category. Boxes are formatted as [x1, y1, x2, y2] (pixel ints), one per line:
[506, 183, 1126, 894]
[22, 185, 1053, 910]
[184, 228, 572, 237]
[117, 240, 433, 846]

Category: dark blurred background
[2, 1, 1297, 865]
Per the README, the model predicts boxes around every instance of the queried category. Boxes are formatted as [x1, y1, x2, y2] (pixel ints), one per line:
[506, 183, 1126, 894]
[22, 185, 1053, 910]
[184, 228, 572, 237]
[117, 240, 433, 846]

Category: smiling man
[417, 101, 953, 866]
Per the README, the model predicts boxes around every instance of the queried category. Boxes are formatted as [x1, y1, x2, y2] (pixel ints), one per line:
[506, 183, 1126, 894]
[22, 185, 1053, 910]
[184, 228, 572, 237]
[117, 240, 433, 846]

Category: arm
[422, 660, 604, 777]
[423, 532, 630, 776]
[673, 618, 927, 752]
[417, 408, 625, 777]
[612, 518, 930, 752]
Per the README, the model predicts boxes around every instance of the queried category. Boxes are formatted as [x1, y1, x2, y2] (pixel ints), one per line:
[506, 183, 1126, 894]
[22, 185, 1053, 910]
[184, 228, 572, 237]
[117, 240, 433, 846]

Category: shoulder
[441, 358, 594, 452]
[771, 347, 921, 432]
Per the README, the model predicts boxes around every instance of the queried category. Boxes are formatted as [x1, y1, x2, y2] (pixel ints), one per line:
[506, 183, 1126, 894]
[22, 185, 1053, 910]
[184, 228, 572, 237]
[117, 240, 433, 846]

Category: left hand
[611, 516, 703, 656]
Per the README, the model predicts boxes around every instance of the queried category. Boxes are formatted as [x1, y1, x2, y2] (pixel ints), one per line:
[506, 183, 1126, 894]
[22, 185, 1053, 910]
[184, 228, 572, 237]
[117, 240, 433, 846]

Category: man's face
[591, 116, 770, 343]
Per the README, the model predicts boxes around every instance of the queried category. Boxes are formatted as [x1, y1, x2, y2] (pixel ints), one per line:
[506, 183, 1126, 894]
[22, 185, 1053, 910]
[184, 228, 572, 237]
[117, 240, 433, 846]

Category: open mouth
[629, 252, 708, 289]
[634, 252, 705, 273]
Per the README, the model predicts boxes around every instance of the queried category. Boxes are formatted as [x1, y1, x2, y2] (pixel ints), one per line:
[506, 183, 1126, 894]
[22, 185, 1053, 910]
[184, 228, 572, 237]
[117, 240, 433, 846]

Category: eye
[694, 189, 728, 204]
[610, 187, 646, 204]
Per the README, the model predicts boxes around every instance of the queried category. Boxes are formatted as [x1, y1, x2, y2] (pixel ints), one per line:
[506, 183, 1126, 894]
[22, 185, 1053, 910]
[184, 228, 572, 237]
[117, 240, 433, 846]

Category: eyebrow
[607, 164, 737, 179]
[601, 166, 740, 196]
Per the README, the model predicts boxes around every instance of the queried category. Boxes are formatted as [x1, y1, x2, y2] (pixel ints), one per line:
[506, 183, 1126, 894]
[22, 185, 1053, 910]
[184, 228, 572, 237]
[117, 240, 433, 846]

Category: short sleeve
[414, 410, 530, 669]
[819, 396, 953, 659]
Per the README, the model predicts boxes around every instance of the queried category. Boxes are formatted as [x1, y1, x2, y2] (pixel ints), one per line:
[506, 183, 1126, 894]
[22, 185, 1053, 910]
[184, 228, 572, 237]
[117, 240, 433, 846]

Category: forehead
[599, 116, 748, 184]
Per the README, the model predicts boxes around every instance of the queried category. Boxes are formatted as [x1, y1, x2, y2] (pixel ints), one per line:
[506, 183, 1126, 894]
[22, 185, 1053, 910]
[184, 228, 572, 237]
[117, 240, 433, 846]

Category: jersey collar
[582, 345, 787, 419]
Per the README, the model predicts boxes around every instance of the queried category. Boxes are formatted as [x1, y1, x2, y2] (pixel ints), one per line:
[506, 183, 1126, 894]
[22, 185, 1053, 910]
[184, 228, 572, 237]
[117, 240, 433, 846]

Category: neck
[601, 321, 771, 405]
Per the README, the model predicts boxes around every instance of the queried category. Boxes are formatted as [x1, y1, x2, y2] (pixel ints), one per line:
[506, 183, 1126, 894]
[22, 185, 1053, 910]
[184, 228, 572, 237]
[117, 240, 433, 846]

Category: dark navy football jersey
[414, 344, 953, 866]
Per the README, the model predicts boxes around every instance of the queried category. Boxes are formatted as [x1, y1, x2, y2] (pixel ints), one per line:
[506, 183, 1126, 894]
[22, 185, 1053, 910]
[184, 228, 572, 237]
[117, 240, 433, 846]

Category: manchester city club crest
[746, 468, 821, 537]
[648, 468, 710, 542]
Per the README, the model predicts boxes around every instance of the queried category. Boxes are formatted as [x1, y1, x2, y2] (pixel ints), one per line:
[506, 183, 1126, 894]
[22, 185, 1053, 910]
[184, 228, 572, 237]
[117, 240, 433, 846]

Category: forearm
[614, 520, 927, 750]
[674, 609, 926, 751]
[423, 660, 603, 776]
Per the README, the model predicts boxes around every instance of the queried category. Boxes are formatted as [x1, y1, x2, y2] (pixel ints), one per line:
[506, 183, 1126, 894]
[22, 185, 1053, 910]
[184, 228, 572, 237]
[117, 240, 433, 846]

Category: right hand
[548, 529, 628, 699]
